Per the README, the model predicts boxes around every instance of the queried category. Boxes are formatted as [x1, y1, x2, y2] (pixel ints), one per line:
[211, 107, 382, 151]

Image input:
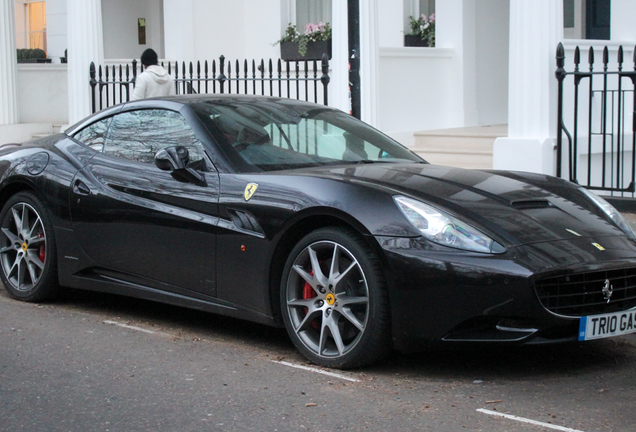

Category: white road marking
[103, 320, 156, 334]
[271, 360, 360, 382]
[477, 408, 585, 432]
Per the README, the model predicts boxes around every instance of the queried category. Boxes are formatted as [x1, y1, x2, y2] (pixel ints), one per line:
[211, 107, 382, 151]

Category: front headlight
[580, 188, 636, 238]
[394, 196, 505, 253]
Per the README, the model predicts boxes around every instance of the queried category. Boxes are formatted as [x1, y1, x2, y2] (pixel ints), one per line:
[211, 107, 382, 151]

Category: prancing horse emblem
[602, 279, 613, 303]
[244, 183, 258, 201]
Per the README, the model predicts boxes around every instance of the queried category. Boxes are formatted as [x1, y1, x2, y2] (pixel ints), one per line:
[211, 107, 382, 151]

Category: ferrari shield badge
[592, 242, 605, 251]
[244, 183, 258, 201]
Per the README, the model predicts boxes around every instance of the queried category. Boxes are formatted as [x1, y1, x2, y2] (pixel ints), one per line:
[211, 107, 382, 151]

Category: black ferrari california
[2, 95, 636, 368]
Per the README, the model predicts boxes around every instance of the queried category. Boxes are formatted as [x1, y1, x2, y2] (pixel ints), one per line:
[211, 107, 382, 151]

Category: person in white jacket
[131, 48, 176, 101]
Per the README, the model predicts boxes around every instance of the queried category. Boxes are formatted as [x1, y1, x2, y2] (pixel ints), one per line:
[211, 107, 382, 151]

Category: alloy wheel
[0, 202, 47, 291]
[285, 240, 370, 359]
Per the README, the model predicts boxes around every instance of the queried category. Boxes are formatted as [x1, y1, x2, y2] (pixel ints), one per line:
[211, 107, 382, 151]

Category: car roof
[65, 95, 330, 136]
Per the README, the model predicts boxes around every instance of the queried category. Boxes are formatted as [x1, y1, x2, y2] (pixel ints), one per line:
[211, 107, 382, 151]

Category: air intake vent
[511, 199, 552, 210]
[227, 209, 264, 235]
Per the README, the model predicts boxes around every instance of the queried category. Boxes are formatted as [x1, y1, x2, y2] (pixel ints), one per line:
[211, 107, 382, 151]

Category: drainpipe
[348, 0, 361, 119]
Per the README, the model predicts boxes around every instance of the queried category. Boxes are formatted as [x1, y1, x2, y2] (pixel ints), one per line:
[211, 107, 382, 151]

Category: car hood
[295, 163, 627, 246]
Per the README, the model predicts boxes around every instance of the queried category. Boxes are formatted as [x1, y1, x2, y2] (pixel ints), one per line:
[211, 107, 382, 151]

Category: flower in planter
[407, 13, 435, 47]
[276, 22, 332, 57]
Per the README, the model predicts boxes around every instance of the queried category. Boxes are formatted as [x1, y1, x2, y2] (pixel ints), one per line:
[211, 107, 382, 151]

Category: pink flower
[429, 14, 435, 23]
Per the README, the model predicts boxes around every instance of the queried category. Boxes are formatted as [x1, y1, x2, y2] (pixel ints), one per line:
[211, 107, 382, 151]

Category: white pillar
[0, 0, 19, 125]
[359, 0, 379, 127]
[329, 0, 349, 114]
[610, 0, 636, 41]
[436, 0, 478, 128]
[67, 0, 104, 124]
[163, 0, 194, 62]
[493, 0, 563, 174]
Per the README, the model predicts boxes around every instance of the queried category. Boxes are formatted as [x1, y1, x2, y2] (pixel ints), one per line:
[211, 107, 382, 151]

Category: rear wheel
[281, 227, 391, 368]
[0, 192, 59, 301]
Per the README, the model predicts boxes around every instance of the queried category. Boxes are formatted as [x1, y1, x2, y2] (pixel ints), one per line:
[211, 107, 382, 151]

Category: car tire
[0, 191, 59, 302]
[281, 227, 391, 369]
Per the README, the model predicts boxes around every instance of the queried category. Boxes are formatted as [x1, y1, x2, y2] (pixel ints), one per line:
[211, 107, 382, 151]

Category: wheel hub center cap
[21, 242, 28, 252]
[325, 292, 336, 306]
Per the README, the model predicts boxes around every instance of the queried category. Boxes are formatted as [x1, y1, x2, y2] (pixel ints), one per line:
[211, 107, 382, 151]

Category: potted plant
[277, 22, 332, 61]
[405, 14, 435, 47]
[16, 48, 52, 63]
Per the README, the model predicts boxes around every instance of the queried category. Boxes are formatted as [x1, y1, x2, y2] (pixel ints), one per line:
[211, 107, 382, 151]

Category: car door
[69, 108, 220, 297]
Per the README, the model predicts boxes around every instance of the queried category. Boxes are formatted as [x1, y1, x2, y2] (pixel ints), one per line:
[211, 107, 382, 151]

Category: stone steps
[410, 124, 507, 170]
[31, 123, 66, 140]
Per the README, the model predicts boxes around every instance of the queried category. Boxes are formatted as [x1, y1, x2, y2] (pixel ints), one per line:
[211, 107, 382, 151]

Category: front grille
[535, 267, 636, 316]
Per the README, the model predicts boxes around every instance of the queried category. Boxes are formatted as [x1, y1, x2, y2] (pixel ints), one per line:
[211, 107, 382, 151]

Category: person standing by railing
[131, 48, 175, 100]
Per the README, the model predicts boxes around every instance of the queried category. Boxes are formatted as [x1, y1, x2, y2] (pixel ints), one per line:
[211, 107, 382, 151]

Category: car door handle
[73, 179, 91, 195]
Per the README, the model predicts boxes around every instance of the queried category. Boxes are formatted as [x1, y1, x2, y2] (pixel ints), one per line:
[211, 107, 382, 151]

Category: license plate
[579, 309, 636, 341]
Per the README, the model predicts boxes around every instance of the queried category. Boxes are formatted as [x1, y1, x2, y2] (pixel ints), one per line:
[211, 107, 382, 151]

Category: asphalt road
[1, 287, 635, 432]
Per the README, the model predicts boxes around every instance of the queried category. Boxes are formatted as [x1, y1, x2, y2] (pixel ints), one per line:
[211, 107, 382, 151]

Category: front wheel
[281, 227, 391, 369]
[0, 192, 59, 302]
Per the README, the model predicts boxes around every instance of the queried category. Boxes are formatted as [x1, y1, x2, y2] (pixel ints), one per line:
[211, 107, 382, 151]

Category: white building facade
[2, 0, 636, 178]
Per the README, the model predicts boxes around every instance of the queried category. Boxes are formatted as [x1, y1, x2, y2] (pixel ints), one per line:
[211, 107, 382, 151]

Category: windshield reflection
[192, 99, 425, 172]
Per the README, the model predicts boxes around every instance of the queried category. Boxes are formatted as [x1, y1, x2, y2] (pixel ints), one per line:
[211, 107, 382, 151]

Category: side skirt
[64, 272, 278, 327]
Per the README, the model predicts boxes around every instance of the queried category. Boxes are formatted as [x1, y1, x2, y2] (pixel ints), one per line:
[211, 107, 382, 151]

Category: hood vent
[511, 199, 552, 210]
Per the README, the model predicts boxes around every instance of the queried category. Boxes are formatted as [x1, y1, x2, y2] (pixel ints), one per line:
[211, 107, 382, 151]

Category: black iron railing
[556, 42, 636, 196]
[89, 55, 330, 114]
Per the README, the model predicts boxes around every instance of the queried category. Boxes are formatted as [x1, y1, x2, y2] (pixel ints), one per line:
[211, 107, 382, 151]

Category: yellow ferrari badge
[244, 183, 258, 201]
[326, 293, 336, 305]
[592, 243, 605, 251]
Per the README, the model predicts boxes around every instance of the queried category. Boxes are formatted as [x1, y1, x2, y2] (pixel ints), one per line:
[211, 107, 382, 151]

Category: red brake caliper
[301, 271, 320, 329]
[38, 232, 45, 262]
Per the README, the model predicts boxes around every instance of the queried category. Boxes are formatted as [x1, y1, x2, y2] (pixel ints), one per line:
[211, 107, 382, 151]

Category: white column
[329, 0, 349, 114]
[436, 0, 478, 128]
[67, 0, 104, 124]
[359, 0, 379, 126]
[610, 0, 636, 41]
[0, 0, 19, 125]
[493, 0, 563, 174]
[163, 0, 194, 62]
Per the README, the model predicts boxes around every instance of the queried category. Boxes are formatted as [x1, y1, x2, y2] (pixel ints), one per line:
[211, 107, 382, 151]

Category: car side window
[72, 118, 111, 152]
[103, 109, 211, 170]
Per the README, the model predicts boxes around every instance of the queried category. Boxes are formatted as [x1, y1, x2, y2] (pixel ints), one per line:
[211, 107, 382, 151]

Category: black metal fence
[556, 42, 636, 196]
[89, 55, 330, 114]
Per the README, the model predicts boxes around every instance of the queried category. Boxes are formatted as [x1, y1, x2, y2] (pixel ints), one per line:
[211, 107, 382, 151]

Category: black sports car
[2, 95, 636, 368]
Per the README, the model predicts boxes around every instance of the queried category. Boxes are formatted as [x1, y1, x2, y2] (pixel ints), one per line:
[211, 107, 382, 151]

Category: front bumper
[376, 235, 636, 352]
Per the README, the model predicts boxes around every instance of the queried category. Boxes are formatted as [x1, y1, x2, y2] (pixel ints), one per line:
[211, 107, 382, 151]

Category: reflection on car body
[1, 95, 636, 369]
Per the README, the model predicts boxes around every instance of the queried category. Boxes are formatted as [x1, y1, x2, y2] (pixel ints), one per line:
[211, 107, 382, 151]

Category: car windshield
[191, 99, 425, 172]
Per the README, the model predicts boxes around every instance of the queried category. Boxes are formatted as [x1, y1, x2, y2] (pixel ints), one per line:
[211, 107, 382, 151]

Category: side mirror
[155, 146, 189, 171]
[154, 146, 206, 186]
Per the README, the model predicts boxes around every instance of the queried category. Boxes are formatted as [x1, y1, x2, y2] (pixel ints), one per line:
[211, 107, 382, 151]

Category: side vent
[226, 209, 264, 235]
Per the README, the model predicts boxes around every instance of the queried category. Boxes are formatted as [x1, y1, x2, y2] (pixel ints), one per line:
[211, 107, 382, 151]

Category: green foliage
[407, 14, 436, 47]
[276, 22, 332, 56]
[278, 23, 300, 43]
[16, 48, 47, 60]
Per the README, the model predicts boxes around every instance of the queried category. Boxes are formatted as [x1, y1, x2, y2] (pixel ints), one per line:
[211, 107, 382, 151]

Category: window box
[404, 35, 429, 47]
[281, 40, 332, 61]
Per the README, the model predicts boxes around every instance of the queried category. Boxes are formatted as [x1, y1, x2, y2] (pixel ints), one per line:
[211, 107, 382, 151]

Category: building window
[25, 1, 47, 51]
[563, 0, 611, 40]
[288, 0, 332, 29]
[404, 0, 435, 35]
[563, 0, 584, 39]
